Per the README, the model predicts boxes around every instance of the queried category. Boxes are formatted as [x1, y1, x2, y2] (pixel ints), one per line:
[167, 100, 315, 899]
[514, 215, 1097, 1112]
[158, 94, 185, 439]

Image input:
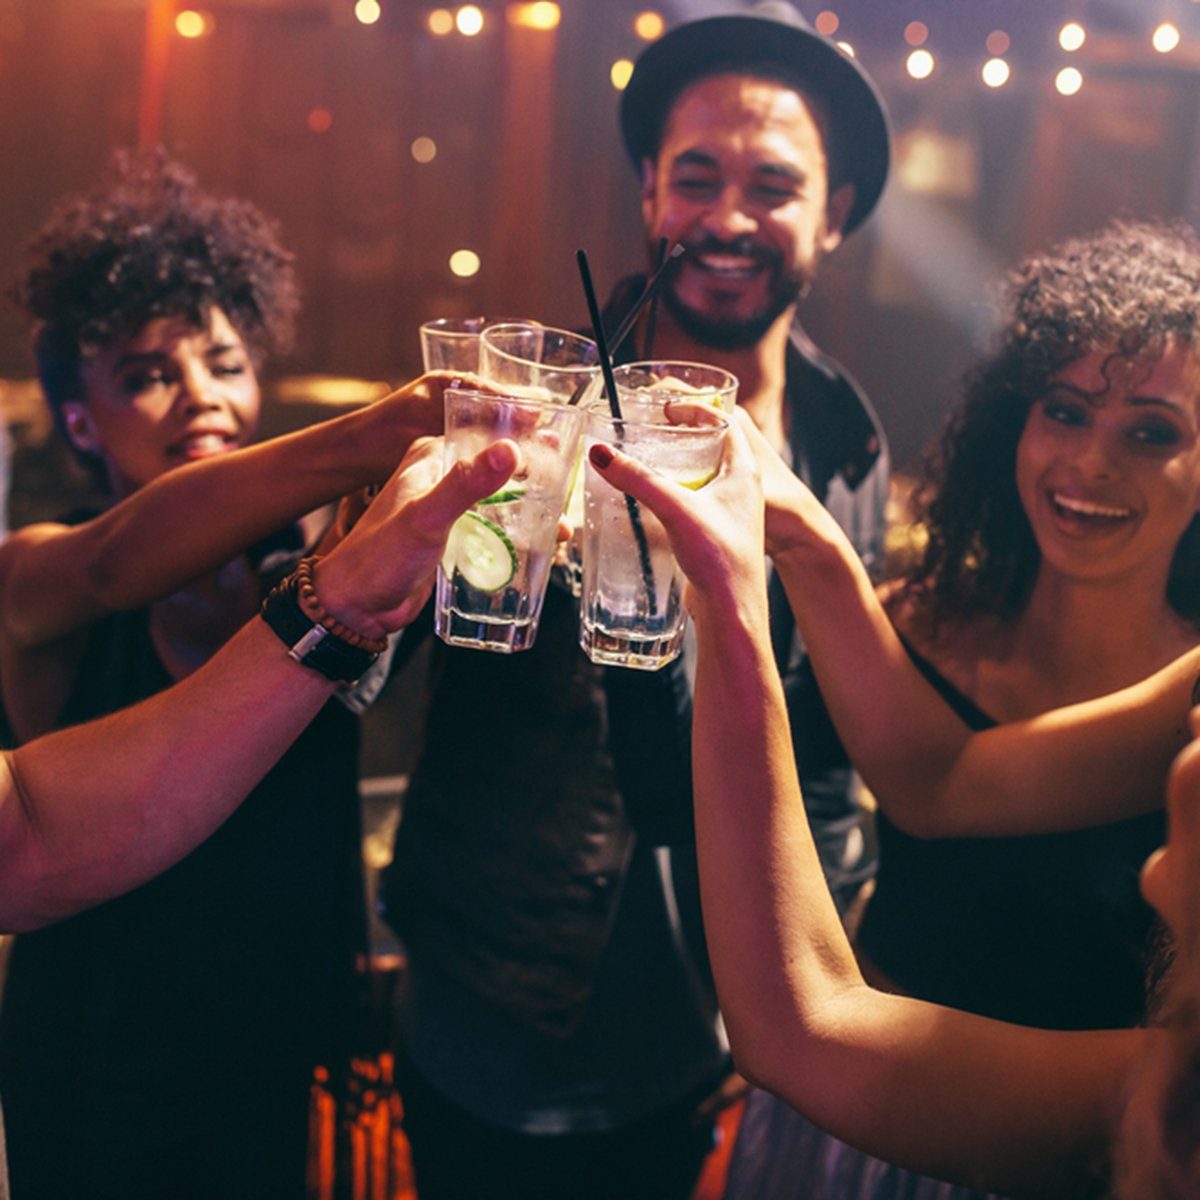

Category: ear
[820, 182, 856, 254]
[640, 156, 658, 229]
[60, 401, 102, 457]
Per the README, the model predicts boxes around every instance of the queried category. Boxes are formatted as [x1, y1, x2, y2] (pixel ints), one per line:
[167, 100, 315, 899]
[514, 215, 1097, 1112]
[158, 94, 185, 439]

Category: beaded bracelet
[293, 556, 390, 655]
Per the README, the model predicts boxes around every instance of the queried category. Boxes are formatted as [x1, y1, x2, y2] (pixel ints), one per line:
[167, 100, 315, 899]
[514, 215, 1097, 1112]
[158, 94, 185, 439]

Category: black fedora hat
[619, 0, 890, 236]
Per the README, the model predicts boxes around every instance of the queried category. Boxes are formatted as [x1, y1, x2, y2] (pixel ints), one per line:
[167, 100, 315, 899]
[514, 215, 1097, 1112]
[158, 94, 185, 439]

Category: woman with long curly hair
[708, 219, 1200, 1199]
[586, 408, 1200, 1199]
[0, 149, 463, 1199]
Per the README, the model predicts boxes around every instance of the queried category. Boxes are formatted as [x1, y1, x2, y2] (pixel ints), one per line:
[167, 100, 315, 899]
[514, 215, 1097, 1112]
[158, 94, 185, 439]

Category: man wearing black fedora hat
[377, 6, 893, 1199]
[609, 0, 890, 919]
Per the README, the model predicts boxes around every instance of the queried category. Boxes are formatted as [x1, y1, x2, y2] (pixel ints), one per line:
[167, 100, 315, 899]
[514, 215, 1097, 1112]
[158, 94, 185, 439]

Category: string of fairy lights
[165, 3, 1199, 278]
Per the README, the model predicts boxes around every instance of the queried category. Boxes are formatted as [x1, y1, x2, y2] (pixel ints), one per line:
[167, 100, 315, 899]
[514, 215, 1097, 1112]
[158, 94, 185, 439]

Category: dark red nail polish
[589, 443, 614, 469]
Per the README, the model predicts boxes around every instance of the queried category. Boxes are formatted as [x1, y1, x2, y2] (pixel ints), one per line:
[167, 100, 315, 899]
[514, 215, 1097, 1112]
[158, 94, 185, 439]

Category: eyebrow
[1126, 395, 1189, 417]
[1044, 384, 1189, 419]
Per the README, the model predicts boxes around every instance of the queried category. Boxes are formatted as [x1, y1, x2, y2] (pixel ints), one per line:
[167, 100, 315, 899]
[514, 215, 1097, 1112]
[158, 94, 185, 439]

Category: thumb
[415, 440, 519, 532]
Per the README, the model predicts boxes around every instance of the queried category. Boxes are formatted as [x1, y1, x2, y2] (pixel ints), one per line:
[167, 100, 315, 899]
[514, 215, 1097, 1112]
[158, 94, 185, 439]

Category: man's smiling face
[641, 72, 853, 350]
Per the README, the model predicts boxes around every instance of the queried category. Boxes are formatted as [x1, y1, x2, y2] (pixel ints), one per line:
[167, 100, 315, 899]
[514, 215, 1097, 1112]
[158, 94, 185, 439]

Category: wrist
[304, 556, 391, 645]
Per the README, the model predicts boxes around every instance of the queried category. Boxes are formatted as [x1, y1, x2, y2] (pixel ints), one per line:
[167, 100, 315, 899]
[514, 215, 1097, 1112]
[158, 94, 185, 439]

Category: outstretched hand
[586, 414, 768, 621]
[313, 435, 520, 637]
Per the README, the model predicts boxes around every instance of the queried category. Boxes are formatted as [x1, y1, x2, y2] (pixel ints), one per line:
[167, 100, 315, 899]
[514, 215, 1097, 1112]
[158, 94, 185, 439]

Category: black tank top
[0, 602, 365, 1097]
[856, 646, 1163, 1031]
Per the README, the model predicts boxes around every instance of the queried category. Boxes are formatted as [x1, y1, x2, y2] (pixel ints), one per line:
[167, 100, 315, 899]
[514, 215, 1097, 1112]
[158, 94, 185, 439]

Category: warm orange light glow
[836, 40, 855, 57]
[508, 2, 560, 29]
[814, 10, 838, 36]
[1055, 66, 1083, 95]
[308, 107, 333, 133]
[354, 0, 381, 24]
[904, 21, 928, 47]
[1059, 22, 1086, 52]
[428, 8, 454, 35]
[450, 249, 481, 277]
[981, 58, 1010, 88]
[610, 58, 634, 90]
[986, 30, 1010, 56]
[1152, 22, 1181, 53]
[175, 9, 210, 38]
[456, 5, 484, 35]
[634, 10, 664, 40]
[411, 136, 437, 163]
[906, 48, 934, 79]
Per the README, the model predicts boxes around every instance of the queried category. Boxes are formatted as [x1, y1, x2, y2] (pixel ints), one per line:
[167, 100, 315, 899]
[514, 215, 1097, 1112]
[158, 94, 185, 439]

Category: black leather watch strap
[260, 577, 379, 684]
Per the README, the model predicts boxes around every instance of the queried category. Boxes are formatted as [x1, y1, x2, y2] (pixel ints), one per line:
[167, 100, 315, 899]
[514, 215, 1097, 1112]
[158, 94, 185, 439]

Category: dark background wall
[1, 0, 1198, 478]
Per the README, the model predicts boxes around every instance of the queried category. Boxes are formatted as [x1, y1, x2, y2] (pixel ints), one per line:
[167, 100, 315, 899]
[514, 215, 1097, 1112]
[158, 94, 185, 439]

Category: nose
[176, 360, 221, 413]
[698, 184, 757, 242]
[1075, 427, 1122, 480]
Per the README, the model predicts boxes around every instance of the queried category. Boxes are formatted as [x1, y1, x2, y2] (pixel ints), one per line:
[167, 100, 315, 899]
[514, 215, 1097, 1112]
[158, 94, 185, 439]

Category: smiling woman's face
[1015, 344, 1200, 591]
[65, 307, 261, 496]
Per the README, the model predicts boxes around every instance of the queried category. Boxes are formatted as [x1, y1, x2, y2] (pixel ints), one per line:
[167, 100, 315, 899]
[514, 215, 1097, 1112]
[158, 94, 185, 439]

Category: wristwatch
[260, 577, 380, 684]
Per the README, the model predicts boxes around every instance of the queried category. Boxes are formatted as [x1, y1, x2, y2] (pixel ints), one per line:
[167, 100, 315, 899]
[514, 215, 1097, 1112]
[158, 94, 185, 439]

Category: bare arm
[0, 372, 466, 651]
[0, 435, 519, 932]
[740, 410, 1187, 836]
[588, 430, 1141, 1199]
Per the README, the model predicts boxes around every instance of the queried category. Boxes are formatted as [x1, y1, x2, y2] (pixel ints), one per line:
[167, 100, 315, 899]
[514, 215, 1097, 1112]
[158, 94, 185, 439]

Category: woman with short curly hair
[0, 149, 460, 1198]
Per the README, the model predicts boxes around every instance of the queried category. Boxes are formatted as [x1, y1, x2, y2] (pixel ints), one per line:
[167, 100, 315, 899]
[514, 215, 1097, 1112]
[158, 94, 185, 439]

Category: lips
[168, 430, 239, 460]
[1049, 490, 1135, 527]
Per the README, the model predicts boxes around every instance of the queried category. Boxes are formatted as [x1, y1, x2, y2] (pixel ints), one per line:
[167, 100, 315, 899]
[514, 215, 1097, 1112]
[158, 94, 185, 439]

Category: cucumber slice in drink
[479, 484, 527, 505]
[443, 512, 519, 591]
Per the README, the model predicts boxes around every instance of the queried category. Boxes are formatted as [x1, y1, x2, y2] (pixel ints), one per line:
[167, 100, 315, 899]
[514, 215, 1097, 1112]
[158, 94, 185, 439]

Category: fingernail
[589, 443, 614, 469]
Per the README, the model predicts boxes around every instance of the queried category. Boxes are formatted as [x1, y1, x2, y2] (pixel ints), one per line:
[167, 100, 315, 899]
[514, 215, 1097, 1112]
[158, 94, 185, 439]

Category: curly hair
[11, 148, 298, 423]
[903, 220, 1200, 626]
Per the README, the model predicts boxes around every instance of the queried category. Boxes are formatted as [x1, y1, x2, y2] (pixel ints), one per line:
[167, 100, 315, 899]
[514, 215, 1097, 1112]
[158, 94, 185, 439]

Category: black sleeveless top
[856, 648, 1164, 1031]
[0, 601, 365, 1100]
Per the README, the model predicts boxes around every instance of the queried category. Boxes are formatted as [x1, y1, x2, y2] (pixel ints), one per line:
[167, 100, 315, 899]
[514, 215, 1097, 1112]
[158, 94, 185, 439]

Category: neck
[1014, 565, 1194, 694]
[649, 304, 794, 449]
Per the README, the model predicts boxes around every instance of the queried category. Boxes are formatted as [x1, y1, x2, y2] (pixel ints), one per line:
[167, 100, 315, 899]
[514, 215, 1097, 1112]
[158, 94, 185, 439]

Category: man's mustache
[675, 236, 783, 270]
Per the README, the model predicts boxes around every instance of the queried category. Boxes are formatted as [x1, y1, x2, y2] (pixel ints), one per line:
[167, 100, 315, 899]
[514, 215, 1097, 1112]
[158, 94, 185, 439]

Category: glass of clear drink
[420, 317, 538, 373]
[478, 324, 601, 403]
[611, 361, 738, 412]
[580, 402, 728, 670]
[436, 389, 584, 654]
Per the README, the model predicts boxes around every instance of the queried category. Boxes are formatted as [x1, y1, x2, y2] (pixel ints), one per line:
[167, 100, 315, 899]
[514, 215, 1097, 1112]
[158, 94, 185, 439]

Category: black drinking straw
[642, 236, 668, 359]
[576, 248, 658, 614]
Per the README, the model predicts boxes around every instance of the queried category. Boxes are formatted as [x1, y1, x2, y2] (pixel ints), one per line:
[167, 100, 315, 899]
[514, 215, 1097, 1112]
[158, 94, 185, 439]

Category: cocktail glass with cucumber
[436, 389, 584, 653]
[580, 403, 727, 670]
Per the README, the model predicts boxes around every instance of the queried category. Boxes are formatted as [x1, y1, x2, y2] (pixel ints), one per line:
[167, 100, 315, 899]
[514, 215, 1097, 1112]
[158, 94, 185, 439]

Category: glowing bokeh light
[354, 0, 381, 24]
[610, 58, 634, 89]
[634, 11, 664, 40]
[456, 5, 484, 35]
[1059, 22, 1086, 52]
[308, 108, 333, 134]
[814, 10, 838, 36]
[411, 136, 437, 163]
[1152, 22, 1181, 53]
[906, 48, 934, 79]
[175, 10, 210, 38]
[1055, 66, 1083, 95]
[428, 8, 454, 34]
[450, 249, 481, 278]
[986, 30, 1010, 56]
[981, 57, 1010, 88]
[508, 2, 560, 29]
[836, 40, 855, 57]
[904, 21, 928, 47]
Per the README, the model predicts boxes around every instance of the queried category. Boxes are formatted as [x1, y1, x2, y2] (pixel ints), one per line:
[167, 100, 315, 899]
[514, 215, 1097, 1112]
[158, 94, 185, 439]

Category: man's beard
[658, 236, 809, 351]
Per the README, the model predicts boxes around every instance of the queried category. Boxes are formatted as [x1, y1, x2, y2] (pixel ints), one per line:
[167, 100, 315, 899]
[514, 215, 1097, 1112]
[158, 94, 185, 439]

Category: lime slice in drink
[664, 466, 718, 491]
[479, 484, 527, 505]
[443, 512, 519, 591]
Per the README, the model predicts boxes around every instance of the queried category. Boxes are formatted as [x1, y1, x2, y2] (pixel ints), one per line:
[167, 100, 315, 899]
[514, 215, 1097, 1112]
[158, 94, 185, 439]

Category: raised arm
[587, 431, 1141, 1200]
[0, 372, 466, 652]
[0, 436, 519, 932]
[739, 410, 1188, 836]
